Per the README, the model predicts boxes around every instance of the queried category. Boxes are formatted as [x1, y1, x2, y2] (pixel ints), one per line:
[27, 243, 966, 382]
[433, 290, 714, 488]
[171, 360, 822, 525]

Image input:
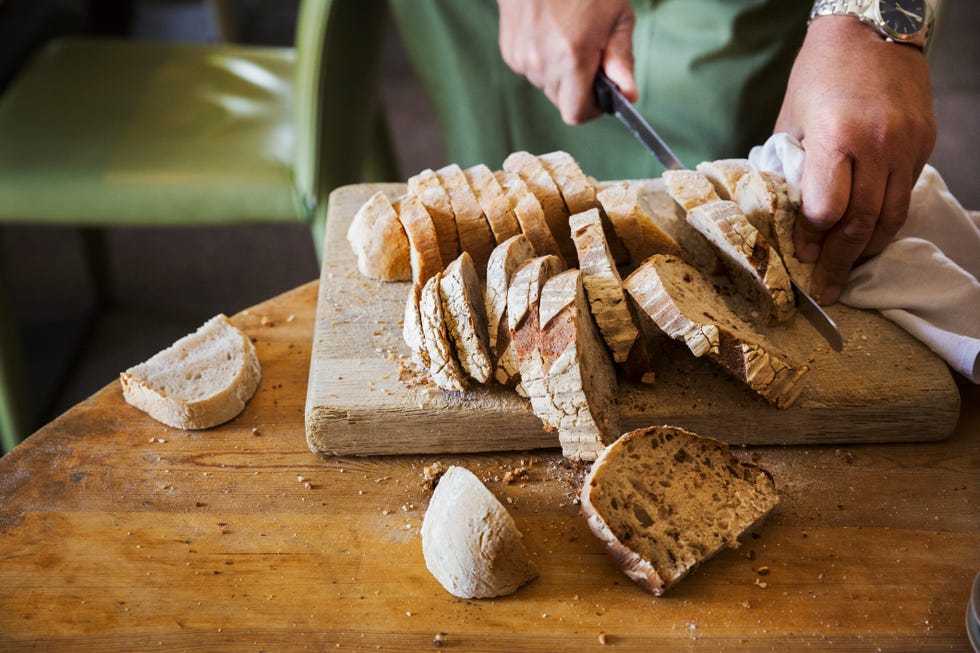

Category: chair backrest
[292, 0, 390, 214]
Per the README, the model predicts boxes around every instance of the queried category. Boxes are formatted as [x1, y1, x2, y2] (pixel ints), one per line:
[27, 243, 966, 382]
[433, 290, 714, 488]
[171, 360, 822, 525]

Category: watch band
[811, 0, 874, 19]
[809, 0, 933, 50]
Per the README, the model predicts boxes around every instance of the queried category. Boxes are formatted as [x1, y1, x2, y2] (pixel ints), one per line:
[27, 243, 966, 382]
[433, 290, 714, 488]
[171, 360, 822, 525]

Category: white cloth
[749, 133, 980, 382]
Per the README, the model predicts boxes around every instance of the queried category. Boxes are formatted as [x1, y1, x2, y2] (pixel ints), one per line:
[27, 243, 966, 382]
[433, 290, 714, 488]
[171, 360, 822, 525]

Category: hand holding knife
[593, 70, 843, 351]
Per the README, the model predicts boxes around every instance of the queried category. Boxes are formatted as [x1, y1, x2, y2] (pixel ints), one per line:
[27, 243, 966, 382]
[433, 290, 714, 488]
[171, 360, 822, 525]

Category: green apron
[389, 0, 810, 180]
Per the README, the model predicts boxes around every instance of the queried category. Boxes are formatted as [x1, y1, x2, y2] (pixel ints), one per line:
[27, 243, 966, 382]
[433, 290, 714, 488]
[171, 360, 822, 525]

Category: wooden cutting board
[305, 183, 960, 455]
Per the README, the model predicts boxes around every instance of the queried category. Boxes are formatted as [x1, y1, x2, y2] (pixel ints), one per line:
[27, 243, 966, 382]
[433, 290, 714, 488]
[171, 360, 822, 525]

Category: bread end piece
[346, 191, 411, 281]
[120, 315, 261, 429]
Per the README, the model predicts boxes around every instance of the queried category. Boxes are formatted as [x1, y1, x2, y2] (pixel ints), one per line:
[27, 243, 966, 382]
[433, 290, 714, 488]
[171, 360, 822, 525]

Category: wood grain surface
[306, 184, 960, 456]
[0, 281, 977, 651]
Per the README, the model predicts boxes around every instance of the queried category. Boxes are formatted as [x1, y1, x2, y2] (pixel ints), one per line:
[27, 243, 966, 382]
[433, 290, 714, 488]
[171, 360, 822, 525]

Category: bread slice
[437, 164, 496, 276]
[538, 150, 598, 214]
[403, 282, 429, 368]
[486, 234, 536, 385]
[662, 169, 722, 212]
[528, 269, 620, 462]
[685, 200, 795, 323]
[581, 425, 780, 596]
[464, 164, 521, 245]
[439, 252, 494, 384]
[419, 272, 467, 393]
[421, 465, 538, 599]
[597, 181, 683, 272]
[624, 255, 807, 408]
[396, 193, 443, 286]
[346, 191, 411, 281]
[569, 208, 639, 363]
[408, 168, 461, 266]
[496, 170, 564, 261]
[695, 159, 754, 201]
[504, 151, 577, 265]
[507, 255, 566, 391]
[120, 314, 261, 429]
[735, 170, 815, 296]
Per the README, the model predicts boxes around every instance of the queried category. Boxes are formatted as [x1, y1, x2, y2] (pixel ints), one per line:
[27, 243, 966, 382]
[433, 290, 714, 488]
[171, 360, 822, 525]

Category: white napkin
[749, 133, 980, 382]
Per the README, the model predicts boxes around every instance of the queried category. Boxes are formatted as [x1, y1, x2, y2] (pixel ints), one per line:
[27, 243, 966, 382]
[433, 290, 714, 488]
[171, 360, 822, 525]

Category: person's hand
[497, 0, 637, 124]
[775, 16, 936, 305]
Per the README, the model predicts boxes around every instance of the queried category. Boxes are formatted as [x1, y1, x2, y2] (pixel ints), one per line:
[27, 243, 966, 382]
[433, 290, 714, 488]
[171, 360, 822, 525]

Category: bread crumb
[756, 565, 770, 576]
[597, 632, 607, 645]
[422, 462, 446, 491]
[432, 632, 445, 647]
[741, 600, 751, 609]
[754, 578, 768, 589]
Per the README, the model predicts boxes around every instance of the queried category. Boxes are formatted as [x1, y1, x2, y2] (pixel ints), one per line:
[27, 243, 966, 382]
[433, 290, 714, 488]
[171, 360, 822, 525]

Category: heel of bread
[348, 151, 814, 458]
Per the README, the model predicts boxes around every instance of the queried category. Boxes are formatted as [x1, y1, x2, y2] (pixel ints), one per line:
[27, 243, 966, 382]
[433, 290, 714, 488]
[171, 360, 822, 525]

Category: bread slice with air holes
[437, 164, 496, 276]
[486, 234, 536, 386]
[346, 191, 411, 281]
[464, 163, 521, 245]
[396, 193, 443, 286]
[527, 269, 620, 462]
[685, 200, 796, 323]
[624, 254, 807, 408]
[735, 169, 815, 296]
[408, 168, 461, 266]
[439, 252, 494, 384]
[419, 272, 467, 393]
[120, 314, 261, 429]
[581, 425, 780, 596]
[421, 465, 538, 599]
[403, 282, 429, 369]
[504, 150, 577, 265]
[496, 170, 564, 261]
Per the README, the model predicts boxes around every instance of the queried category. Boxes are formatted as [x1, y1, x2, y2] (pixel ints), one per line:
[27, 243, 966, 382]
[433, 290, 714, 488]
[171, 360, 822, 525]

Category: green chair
[0, 0, 398, 452]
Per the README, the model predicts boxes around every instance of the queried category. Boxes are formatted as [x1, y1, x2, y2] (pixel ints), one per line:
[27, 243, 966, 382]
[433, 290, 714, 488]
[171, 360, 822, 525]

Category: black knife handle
[594, 70, 615, 115]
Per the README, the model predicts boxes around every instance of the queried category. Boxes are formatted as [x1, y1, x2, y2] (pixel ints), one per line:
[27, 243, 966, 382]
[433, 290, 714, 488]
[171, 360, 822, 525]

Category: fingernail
[817, 284, 841, 305]
[799, 243, 820, 262]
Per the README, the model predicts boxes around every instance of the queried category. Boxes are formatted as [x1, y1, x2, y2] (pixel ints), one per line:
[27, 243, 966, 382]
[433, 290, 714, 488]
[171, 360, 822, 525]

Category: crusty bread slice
[440, 252, 494, 384]
[569, 208, 639, 363]
[408, 168, 461, 267]
[624, 255, 808, 408]
[396, 193, 443, 286]
[120, 314, 261, 429]
[437, 164, 496, 276]
[464, 164, 521, 245]
[686, 200, 795, 323]
[496, 170, 564, 261]
[504, 151, 577, 265]
[527, 269, 620, 462]
[538, 150, 598, 215]
[597, 181, 683, 272]
[486, 235, 536, 385]
[662, 169, 721, 212]
[421, 465, 538, 599]
[403, 282, 429, 368]
[346, 191, 411, 281]
[735, 170, 815, 296]
[419, 272, 467, 393]
[581, 425, 780, 596]
[695, 159, 754, 201]
[507, 255, 566, 390]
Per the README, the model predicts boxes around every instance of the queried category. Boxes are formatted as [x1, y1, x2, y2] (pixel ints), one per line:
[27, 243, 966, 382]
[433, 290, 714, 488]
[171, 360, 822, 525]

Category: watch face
[877, 0, 927, 36]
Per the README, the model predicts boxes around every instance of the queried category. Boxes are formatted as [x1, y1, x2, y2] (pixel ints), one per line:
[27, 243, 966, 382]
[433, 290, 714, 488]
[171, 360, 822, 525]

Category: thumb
[602, 14, 637, 102]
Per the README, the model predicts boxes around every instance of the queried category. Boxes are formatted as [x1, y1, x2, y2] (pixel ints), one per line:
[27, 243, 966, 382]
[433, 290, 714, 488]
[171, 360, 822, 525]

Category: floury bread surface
[120, 315, 260, 429]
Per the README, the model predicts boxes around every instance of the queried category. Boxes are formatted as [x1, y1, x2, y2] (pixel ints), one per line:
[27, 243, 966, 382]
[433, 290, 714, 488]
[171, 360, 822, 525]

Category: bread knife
[593, 70, 843, 351]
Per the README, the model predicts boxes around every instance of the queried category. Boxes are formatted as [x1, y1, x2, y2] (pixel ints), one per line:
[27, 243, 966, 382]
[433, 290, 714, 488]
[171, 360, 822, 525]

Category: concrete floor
[2, 0, 978, 435]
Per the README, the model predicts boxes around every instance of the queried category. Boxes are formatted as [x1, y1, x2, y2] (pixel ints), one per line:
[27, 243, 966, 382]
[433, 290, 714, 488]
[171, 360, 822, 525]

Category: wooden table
[1, 281, 977, 651]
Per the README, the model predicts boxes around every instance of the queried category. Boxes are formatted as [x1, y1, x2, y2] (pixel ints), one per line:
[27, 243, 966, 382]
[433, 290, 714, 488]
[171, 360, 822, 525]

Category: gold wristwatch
[810, 0, 935, 51]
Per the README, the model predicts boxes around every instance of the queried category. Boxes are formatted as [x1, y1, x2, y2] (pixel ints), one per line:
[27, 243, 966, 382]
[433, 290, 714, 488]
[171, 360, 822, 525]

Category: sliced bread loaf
[120, 314, 261, 429]
[685, 200, 795, 323]
[464, 163, 521, 245]
[504, 151, 576, 265]
[496, 170, 564, 261]
[569, 208, 639, 364]
[437, 164, 495, 275]
[624, 255, 808, 408]
[486, 235, 536, 385]
[396, 193, 444, 286]
[346, 191, 411, 281]
[528, 269, 620, 462]
[538, 150, 598, 215]
[408, 168, 461, 266]
[421, 465, 538, 599]
[581, 425, 780, 596]
[440, 252, 494, 384]
[419, 272, 467, 393]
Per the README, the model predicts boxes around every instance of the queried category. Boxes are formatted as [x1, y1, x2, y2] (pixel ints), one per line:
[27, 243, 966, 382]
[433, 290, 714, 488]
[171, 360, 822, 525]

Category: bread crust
[397, 194, 443, 286]
[346, 191, 411, 281]
[486, 235, 536, 385]
[496, 171, 564, 261]
[464, 163, 521, 245]
[504, 151, 576, 265]
[408, 168, 461, 266]
[438, 164, 495, 276]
